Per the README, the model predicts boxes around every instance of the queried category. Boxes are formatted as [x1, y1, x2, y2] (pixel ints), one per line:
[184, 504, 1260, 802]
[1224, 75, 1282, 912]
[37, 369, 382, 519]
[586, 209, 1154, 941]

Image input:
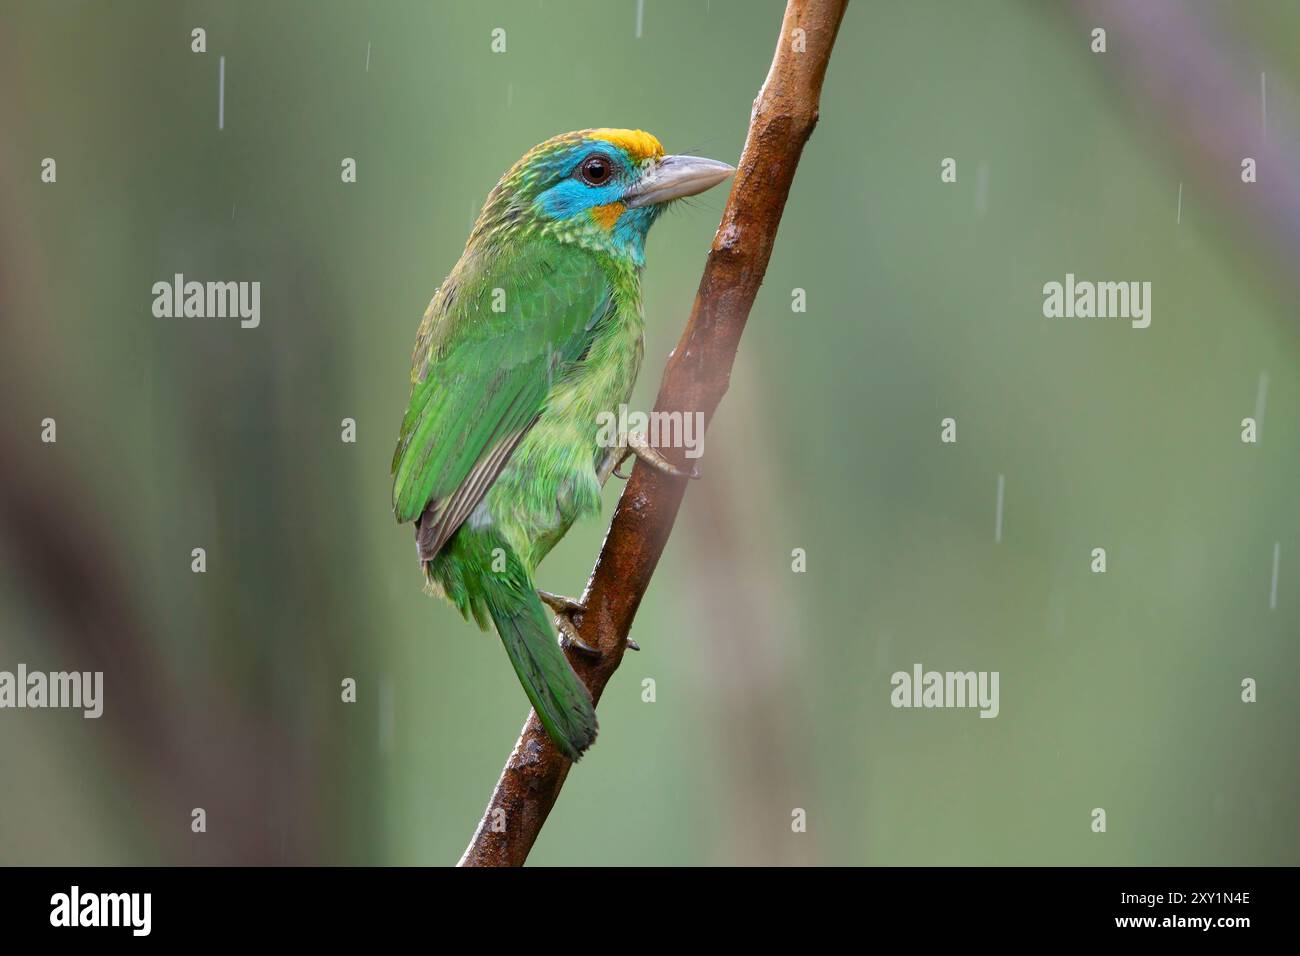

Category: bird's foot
[539, 590, 600, 657]
[537, 590, 641, 654]
[613, 431, 702, 480]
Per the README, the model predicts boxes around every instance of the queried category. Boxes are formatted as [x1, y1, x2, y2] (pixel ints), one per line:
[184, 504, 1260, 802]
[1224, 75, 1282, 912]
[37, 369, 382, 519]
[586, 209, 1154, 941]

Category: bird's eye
[578, 153, 613, 186]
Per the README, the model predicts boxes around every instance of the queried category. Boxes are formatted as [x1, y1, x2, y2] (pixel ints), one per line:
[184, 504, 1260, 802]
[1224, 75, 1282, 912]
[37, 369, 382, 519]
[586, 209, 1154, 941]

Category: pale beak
[624, 154, 735, 208]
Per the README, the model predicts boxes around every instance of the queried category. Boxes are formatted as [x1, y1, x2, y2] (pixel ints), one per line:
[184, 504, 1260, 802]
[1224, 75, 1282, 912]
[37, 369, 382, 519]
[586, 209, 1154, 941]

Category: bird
[392, 129, 734, 760]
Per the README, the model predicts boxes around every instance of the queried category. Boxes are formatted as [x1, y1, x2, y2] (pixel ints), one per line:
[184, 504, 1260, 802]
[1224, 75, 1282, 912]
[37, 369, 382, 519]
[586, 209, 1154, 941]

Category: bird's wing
[391, 241, 612, 558]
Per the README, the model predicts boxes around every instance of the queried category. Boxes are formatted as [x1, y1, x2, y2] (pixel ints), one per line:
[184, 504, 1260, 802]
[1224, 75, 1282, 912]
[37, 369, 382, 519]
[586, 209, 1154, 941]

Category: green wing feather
[391, 239, 612, 547]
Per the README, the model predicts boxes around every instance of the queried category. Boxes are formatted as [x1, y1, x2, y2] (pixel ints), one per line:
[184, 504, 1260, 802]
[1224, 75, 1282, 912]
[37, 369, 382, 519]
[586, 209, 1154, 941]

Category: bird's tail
[481, 548, 598, 761]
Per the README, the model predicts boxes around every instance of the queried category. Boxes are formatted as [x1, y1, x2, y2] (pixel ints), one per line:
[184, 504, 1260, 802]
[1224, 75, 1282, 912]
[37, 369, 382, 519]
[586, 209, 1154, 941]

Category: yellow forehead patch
[587, 128, 664, 162]
[589, 202, 626, 230]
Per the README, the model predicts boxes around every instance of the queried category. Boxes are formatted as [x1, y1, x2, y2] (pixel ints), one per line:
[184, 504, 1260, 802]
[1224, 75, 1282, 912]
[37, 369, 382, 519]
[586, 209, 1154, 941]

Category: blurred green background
[0, 0, 1296, 865]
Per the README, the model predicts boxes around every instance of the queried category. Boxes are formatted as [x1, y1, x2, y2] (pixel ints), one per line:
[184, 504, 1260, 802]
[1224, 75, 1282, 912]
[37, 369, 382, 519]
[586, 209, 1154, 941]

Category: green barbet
[392, 129, 733, 759]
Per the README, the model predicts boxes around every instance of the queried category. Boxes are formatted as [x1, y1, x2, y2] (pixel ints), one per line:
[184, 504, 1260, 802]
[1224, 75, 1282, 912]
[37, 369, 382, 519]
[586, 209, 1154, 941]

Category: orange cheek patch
[589, 202, 626, 230]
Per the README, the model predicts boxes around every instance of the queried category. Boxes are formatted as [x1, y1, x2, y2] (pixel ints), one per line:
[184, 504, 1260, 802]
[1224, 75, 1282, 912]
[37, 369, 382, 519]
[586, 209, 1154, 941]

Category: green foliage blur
[0, 0, 1296, 865]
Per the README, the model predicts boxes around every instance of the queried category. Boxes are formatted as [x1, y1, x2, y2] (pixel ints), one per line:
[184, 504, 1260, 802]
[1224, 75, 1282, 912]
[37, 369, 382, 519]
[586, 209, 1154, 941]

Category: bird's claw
[537, 590, 638, 654]
[554, 612, 600, 657]
[539, 591, 599, 657]
[614, 431, 702, 480]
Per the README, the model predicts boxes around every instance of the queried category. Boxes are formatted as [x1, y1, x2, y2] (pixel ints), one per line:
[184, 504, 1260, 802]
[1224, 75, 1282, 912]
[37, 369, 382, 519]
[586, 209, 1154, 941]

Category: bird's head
[472, 128, 734, 266]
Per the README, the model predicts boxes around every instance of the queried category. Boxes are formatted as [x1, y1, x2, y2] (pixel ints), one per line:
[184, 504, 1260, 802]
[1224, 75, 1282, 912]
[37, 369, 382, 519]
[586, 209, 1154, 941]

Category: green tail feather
[483, 566, 598, 761]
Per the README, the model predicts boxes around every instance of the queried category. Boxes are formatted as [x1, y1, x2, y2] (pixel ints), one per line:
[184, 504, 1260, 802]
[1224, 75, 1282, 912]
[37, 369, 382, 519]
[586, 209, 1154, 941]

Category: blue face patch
[537, 176, 626, 220]
[534, 143, 636, 221]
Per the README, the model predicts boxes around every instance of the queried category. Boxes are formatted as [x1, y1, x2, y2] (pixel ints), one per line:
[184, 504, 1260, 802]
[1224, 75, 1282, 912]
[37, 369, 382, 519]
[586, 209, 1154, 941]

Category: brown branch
[457, 0, 850, 867]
